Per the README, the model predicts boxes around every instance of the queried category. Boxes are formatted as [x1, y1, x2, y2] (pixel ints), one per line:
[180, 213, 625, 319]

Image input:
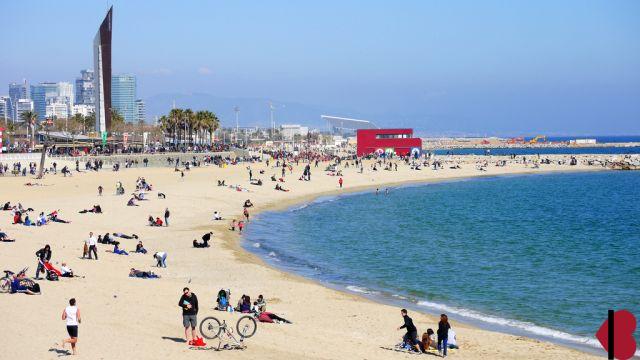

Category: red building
[356, 128, 422, 157]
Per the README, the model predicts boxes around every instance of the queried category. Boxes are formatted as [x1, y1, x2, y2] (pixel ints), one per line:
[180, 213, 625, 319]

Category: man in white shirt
[87, 232, 98, 260]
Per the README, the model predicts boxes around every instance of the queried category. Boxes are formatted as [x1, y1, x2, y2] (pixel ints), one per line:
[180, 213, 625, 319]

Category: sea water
[243, 171, 640, 354]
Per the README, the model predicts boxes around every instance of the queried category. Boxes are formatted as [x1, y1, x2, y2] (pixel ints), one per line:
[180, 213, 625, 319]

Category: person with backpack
[35, 245, 52, 279]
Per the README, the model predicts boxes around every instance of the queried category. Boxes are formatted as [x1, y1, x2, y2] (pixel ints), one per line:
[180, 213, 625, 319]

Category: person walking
[87, 232, 98, 260]
[397, 309, 419, 353]
[97, 185, 103, 196]
[61, 298, 81, 355]
[35, 244, 52, 279]
[178, 287, 202, 345]
[437, 314, 451, 357]
[164, 208, 170, 227]
[338, 177, 343, 188]
[243, 207, 250, 222]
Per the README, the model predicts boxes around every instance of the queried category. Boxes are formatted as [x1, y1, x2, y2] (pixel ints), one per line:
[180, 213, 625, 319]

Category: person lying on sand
[157, 192, 166, 199]
[79, 205, 102, 214]
[0, 229, 16, 242]
[10, 273, 41, 295]
[127, 197, 138, 207]
[112, 242, 129, 255]
[48, 210, 71, 223]
[129, 268, 160, 279]
[275, 184, 289, 192]
[112, 232, 138, 239]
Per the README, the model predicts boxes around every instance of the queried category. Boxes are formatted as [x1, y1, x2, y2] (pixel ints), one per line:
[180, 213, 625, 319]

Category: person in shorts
[178, 287, 199, 344]
[61, 298, 81, 355]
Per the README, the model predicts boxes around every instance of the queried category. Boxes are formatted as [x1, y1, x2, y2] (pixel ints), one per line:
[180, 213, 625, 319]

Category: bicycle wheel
[199, 317, 223, 339]
[236, 315, 257, 338]
[0, 278, 11, 293]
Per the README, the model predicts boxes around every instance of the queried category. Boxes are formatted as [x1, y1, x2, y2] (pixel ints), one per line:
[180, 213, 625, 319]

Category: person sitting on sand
[239, 295, 252, 313]
[157, 192, 166, 199]
[212, 211, 223, 220]
[113, 242, 129, 255]
[135, 241, 147, 254]
[112, 232, 138, 239]
[243, 199, 254, 208]
[255, 295, 267, 312]
[193, 232, 212, 248]
[127, 197, 138, 207]
[23, 215, 35, 226]
[60, 262, 76, 277]
[216, 289, 230, 311]
[129, 268, 160, 279]
[2, 202, 11, 211]
[13, 212, 23, 224]
[37, 212, 47, 226]
[148, 216, 163, 226]
[275, 184, 290, 192]
[419, 329, 437, 352]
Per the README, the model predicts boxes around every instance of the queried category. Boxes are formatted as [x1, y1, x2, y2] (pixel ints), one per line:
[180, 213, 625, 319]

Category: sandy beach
[0, 154, 606, 359]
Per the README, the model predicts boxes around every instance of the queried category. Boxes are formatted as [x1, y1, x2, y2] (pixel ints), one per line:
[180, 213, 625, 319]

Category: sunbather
[112, 232, 138, 239]
[113, 243, 129, 255]
[129, 268, 160, 279]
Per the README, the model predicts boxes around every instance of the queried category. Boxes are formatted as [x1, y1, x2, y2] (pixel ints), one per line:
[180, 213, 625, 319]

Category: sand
[0, 154, 604, 359]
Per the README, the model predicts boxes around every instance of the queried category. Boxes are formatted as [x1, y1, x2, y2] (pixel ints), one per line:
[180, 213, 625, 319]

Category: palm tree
[110, 109, 125, 134]
[183, 109, 194, 146]
[20, 110, 38, 149]
[168, 108, 183, 147]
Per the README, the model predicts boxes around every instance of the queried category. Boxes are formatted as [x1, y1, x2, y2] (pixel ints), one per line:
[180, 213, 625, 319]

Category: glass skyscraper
[111, 74, 136, 123]
[30, 82, 60, 121]
[75, 70, 94, 105]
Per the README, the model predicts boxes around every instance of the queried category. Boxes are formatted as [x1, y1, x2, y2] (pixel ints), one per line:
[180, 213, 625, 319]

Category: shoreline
[236, 170, 607, 356]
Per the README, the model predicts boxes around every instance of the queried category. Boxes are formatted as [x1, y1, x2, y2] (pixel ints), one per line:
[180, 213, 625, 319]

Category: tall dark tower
[93, 6, 112, 133]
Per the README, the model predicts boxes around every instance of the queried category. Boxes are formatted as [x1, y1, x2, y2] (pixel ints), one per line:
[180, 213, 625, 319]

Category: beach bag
[47, 271, 59, 281]
[83, 243, 88, 257]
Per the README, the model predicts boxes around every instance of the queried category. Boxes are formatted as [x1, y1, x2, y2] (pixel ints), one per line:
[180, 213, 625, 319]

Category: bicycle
[199, 315, 257, 350]
[0, 267, 28, 293]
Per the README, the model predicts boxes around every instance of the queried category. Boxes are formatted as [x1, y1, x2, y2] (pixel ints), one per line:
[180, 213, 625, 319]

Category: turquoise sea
[243, 171, 640, 355]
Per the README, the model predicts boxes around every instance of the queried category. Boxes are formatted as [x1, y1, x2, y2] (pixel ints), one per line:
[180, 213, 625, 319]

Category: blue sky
[1, 1, 639, 135]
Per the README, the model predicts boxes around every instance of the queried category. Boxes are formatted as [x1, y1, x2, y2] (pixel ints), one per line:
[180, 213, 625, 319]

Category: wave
[416, 300, 603, 349]
[346, 285, 380, 295]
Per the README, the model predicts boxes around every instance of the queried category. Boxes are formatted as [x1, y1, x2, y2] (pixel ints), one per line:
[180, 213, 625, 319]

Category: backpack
[47, 271, 59, 281]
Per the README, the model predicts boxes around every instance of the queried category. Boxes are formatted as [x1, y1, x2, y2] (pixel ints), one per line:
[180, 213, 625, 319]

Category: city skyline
[1, 1, 639, 135]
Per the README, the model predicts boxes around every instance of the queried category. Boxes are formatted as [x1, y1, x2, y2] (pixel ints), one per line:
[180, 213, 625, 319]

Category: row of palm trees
[159, 108, 220, 146]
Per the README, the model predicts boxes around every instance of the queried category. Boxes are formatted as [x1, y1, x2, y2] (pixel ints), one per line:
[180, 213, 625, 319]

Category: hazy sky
[1, 1, 639, 135]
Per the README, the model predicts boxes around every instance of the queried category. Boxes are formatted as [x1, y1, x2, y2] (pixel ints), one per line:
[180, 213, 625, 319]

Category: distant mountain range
[143, 92, 360, 129]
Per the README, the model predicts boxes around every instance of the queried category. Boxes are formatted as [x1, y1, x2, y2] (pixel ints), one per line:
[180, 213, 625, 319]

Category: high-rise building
[73, 104, 95, 117]
[9, 80, 29, 121]
[135, 99, 146, 123]
[112, 74, 136, 123]
[45, 97, 70, 119]
[15, 99, 34, 122]
[0, 96, 10, 121]
[93, 6, 112, 133]
[30, 82, 74, 120]
[75, 70, 95, 105]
